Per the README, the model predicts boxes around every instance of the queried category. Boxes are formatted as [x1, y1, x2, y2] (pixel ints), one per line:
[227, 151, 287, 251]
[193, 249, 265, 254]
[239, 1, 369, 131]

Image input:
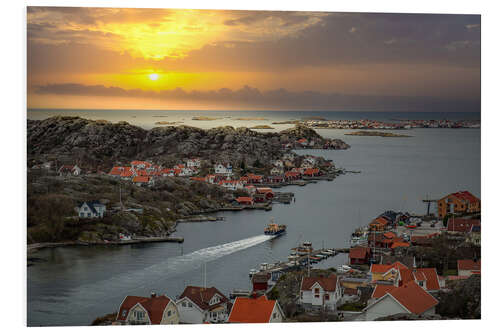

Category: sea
[26, 110, 481, 326]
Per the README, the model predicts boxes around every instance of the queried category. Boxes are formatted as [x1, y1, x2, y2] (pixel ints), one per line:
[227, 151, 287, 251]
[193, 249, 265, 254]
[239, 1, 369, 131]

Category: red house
[349, 247, 372, 265]
[236, 197, 254, 205]
[251, 273, 270, 291]
[255, 187, 274, 200]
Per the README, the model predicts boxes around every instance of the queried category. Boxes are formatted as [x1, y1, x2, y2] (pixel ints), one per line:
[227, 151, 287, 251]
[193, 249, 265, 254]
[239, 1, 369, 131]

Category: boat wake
[29, 234, 273, 322]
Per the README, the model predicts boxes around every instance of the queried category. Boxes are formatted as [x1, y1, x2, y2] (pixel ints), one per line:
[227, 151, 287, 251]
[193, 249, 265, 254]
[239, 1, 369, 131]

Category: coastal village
[26, 117, 481, 325]
[90, 190, 480, 325]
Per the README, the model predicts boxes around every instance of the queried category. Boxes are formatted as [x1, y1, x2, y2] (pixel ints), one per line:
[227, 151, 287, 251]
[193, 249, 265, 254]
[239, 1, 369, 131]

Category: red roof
[297, 138, 308, 143]
[383, 232, 397, 239]
[109, 166, 125, 176]
[256, 187, 273, 194]
[285, 171, 300, 177]
[447, 218, 480, 232]
[417, 268, 440, 291]
[236, 197, 253, 203]
[303, 168, 320, 176]
[370, 261, 408, 274]
[387, 282, 438, 314]
[371, 217, 389, 226]
[117, 295, 172, 324]
[179, 286, 229, 311]
[391, 242, 410, 249]
[457, 259, 481, 271]
[450, 191, 480, 204]
[300, 274, 338, 292]
[349, 247, 371, 260]
[371, 284, 397, 299]
[133, 176, 150, 183]
[227, 295, 278, 323]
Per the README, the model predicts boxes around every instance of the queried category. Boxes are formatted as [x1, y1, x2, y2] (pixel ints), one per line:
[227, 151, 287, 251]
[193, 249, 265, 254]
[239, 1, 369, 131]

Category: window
[325, 293, 330, 300]
[87, 213, 91, 217]
[167, 310, 171, 317]
[188, 302, 193, 308]
[135, 311, 144, 320]
[314, 288, 319, 293]
[80, 213, 84, 217]
[314, 294, 319, 298]
[273, 313, 277, 319]
[419, 281, 424, 287]
[122, 310, 127, 317]
[182, 302, 186, 307]
[300, 292, 303, 298]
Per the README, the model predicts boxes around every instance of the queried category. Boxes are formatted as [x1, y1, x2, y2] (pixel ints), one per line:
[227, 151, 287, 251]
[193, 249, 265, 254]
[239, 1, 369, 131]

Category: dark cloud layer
[34, 83, 479, 112]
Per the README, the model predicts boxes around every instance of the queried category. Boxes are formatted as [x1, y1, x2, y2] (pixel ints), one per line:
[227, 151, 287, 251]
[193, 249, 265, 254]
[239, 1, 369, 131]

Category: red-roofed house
[299, 274, 342, 311]
[133, 176, 154, 186]
[116, 293, 179, 325]
[396, 268, 441, 292]
[369, 217, 389, 231]
[349, 247, 372, 265]
[176, 286, 231, 324]
[360, 282, 438, 321]
[236, 197, 254, 205]
[370, 262, 408, 283]
[255, 187, 274, 200]
[457, 259, 481, 277]
[303, 168, 320, 177]
[437, 191, 480, 218]
[227, 295, 284, 323]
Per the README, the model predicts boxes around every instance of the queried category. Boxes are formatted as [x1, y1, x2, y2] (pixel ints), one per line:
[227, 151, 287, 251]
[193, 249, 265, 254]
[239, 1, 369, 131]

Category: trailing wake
[29, 234, 273, 322]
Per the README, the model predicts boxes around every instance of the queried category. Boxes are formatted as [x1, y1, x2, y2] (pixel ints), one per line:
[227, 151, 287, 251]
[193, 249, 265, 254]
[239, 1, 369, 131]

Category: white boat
[337, 265, 352, 273]
[249, 269, 258, 277]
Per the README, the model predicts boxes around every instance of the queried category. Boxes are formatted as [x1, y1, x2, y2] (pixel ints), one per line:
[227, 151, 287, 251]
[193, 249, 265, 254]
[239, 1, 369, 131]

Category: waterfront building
[235, 197, 254, 205]
[358, 281, 438, 321]
[76, 200, 106, 219]
[299, 274, 342, 312]
[116, 293, 179, 325]
[227, 295, 284, 323]
[349, 247, 372, 265]
[176, 286, 231, 324]
[446, 218, 480, 233]
[437, 191, 480, 219]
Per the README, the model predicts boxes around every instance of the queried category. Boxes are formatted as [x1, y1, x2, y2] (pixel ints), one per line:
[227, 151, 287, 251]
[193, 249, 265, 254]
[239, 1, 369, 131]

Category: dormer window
[122, 310, 127, 317]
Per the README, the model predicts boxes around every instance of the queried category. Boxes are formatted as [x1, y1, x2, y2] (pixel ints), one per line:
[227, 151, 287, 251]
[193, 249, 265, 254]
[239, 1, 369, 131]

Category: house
[186, 158, 201, 168]
[437, 191, 480, 219]
[371, 262, 441, 292]
[236, 197, 254, 205]
[130, 160, 152, 170]
[369, 217, 389, 231]
[270, 167, 283, 176]
[284, 171, 301, 181]
[133, 176, 154, 186]
[227, 295, 284, 323]
[160, 168, 175, 177]
[297, 138, 308, 147]
[299, 274, 342, 311]
[244, 185, 256, 194]
[255, 187, 274, 200]
[116, 293, 179, 325]
[303, 168, 320, 177]
[358, 282, 438, 321]
[218, 180, 244, 191]
[466, 225, 481, 246]
[447, 218, 480, 233]
[273, 160, 284, 168]
[349, 247, 372, 265]
[370, 262, 408, 283]
[76, 201, 106, 218]
[176, 286, 231, 324]
[457, 259, 481, 277]
[215, 163, 233, 176]
[303, 156, 317, 165]
[58, 164, 81, 176]
[252, 273, 271, 292]
[246, 173, 264, 184]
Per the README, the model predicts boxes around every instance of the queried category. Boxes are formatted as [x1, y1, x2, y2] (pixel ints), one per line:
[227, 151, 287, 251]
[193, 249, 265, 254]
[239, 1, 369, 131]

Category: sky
[27, 7, 481, 111]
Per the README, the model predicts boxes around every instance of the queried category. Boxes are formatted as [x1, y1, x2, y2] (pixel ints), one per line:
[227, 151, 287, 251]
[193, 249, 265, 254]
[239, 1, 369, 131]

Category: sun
[149, 73, 159, 81]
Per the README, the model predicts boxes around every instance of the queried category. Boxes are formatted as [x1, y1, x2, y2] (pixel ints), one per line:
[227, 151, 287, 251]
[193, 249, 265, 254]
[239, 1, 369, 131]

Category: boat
[337, 265, 352, 273]
[249, 269, 258, 277]
[264, 219, 287, 236]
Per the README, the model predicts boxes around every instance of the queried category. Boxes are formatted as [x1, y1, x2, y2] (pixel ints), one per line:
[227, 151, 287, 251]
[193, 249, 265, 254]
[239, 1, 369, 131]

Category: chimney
[151, 292, 156, 298]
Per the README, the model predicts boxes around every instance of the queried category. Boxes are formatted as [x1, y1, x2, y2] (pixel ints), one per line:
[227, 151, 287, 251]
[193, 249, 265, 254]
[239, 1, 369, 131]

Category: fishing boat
[264, 219, 287, 236]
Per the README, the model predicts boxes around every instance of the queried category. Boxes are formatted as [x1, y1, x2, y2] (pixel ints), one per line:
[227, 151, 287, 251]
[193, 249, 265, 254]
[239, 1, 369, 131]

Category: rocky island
[27, 116, 350, 246]
[345, 131, 411, 137]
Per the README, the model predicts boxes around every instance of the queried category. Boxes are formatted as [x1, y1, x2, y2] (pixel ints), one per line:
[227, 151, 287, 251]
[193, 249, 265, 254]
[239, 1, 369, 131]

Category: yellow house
[370, 262, 408, 283]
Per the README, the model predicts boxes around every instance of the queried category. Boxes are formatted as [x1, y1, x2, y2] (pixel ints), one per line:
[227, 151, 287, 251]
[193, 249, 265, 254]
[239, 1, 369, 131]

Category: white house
[58, 164, 81, 176]
[357, 281, 438, 321]
[186, 158, 202, 168]
[76, 201, 106, 218]
[227, 295, 284, 323]
[116, 293, 180, 325]
[270, 167, 283, 176]
[304, 156, 317, 165]
[215, 163, 233, 176]
[273, 160, 284, 168]
[176, 286, 231, 324]
[218, 180, 244, 191]
[299, 274, 342, 311]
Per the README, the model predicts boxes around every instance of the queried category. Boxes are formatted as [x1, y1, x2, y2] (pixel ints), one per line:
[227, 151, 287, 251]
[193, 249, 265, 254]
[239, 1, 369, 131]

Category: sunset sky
[27, 7, 481, 111]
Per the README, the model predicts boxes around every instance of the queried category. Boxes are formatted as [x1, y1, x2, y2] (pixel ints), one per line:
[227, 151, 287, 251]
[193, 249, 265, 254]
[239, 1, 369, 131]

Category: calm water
[27, 111, 480, 326]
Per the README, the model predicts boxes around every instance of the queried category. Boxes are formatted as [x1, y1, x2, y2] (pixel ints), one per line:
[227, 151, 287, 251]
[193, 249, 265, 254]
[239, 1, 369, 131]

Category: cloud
[32, 83, 480, 112]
